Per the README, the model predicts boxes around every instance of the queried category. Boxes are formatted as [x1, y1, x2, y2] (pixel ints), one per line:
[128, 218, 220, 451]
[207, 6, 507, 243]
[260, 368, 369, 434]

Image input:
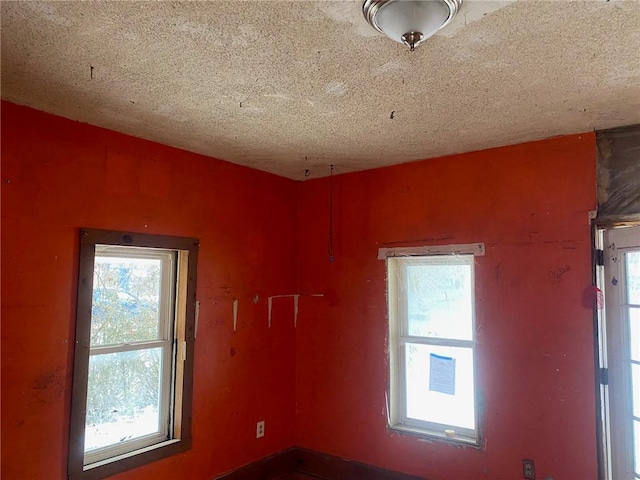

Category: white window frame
[69, 229, 198, 480]
[84, 246, 176, 465]
[380, 243, 483, 445]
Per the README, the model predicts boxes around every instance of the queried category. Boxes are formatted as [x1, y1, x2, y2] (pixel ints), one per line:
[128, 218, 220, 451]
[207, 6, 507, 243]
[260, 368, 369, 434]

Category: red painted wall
[1, 102, 298, 479]
[295, 135, 598, 479]
[2, 101, 599, 480]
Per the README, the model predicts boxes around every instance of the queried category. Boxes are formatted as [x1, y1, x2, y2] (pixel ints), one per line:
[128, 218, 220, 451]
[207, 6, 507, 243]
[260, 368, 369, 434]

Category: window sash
[84, 428, 170, 467]
[396, 343, 477, 439]
[92, 246, 175, 346]
[83, 342, 174, 465]
[89, 339, 170, 356]
[398, 336, 474, 348]
[394, 255, 476, 342]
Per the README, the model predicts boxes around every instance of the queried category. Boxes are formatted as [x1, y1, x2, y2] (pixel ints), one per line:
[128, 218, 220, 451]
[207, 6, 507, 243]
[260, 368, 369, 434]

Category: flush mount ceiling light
[363, 0, 463, 51]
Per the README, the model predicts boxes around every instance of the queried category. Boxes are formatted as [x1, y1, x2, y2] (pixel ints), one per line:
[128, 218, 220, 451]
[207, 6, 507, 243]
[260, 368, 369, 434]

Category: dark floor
[280, 474, 319, 479]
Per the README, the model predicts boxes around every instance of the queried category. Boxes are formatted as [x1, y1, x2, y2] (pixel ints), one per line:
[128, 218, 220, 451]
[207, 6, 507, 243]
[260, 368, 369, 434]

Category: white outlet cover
[256, 421, 265, 438]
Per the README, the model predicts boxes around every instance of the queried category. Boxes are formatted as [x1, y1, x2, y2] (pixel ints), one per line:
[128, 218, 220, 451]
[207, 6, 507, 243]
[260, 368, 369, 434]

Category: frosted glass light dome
[363, 0, 463, 50]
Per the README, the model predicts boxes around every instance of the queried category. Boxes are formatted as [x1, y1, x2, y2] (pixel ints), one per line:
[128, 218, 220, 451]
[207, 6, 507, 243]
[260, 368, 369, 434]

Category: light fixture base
[363, 0, 463, 51]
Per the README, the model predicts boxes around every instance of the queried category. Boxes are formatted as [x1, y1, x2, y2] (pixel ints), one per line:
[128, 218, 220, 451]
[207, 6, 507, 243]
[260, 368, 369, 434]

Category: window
[69, 229, 198, 480]
[382, 243, 482, 445]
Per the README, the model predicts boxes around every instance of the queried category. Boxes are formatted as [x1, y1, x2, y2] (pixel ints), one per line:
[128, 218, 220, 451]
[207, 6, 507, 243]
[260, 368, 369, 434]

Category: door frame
[594, 223, 640, 480]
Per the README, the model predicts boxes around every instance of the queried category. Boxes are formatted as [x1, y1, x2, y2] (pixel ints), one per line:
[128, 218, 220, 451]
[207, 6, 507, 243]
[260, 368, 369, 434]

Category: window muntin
[386, 250, 479, 444]
[69, 229, 198, 480]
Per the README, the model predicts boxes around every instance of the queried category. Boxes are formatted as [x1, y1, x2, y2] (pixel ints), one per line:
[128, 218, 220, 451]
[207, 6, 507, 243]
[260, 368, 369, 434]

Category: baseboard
[214, 447, 296, 480]
[293, 447, 427, 480]
[214, 446, 428, 480]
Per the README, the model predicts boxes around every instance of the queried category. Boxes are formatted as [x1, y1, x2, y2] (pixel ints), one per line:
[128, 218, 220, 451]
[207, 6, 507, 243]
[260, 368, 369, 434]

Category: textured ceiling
[2, 1, 639, 180]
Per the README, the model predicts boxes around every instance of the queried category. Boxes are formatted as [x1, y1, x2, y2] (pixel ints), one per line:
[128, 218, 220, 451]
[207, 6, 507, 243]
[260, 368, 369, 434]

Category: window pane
[631, 308, 640, 362]
[405, 343, 475, 430]
[91, 256, 162, 346]
[406, 261, 473, 340]
[627, 251, 640, 305]
[635, 420, 640, 476]
[633, 363, 640, 420]
[85, 348, 164, 453]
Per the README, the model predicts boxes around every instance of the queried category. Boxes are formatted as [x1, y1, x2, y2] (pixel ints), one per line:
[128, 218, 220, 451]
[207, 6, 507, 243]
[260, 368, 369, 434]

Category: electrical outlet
[256, 421, 265, 438]
[523, 459, 535, 480]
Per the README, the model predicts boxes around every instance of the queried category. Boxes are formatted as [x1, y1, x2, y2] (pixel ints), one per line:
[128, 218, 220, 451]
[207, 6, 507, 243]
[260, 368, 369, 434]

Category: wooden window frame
[68, 229, 198, 480]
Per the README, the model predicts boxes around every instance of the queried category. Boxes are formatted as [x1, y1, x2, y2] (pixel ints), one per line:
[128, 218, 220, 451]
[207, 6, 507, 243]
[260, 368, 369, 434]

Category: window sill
[389, 423, 480, 448]
[69, 437, 191, 480]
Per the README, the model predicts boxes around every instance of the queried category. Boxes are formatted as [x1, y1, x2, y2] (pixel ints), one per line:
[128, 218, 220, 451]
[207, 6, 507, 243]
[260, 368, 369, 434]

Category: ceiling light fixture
[363, 0, 463, 51]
